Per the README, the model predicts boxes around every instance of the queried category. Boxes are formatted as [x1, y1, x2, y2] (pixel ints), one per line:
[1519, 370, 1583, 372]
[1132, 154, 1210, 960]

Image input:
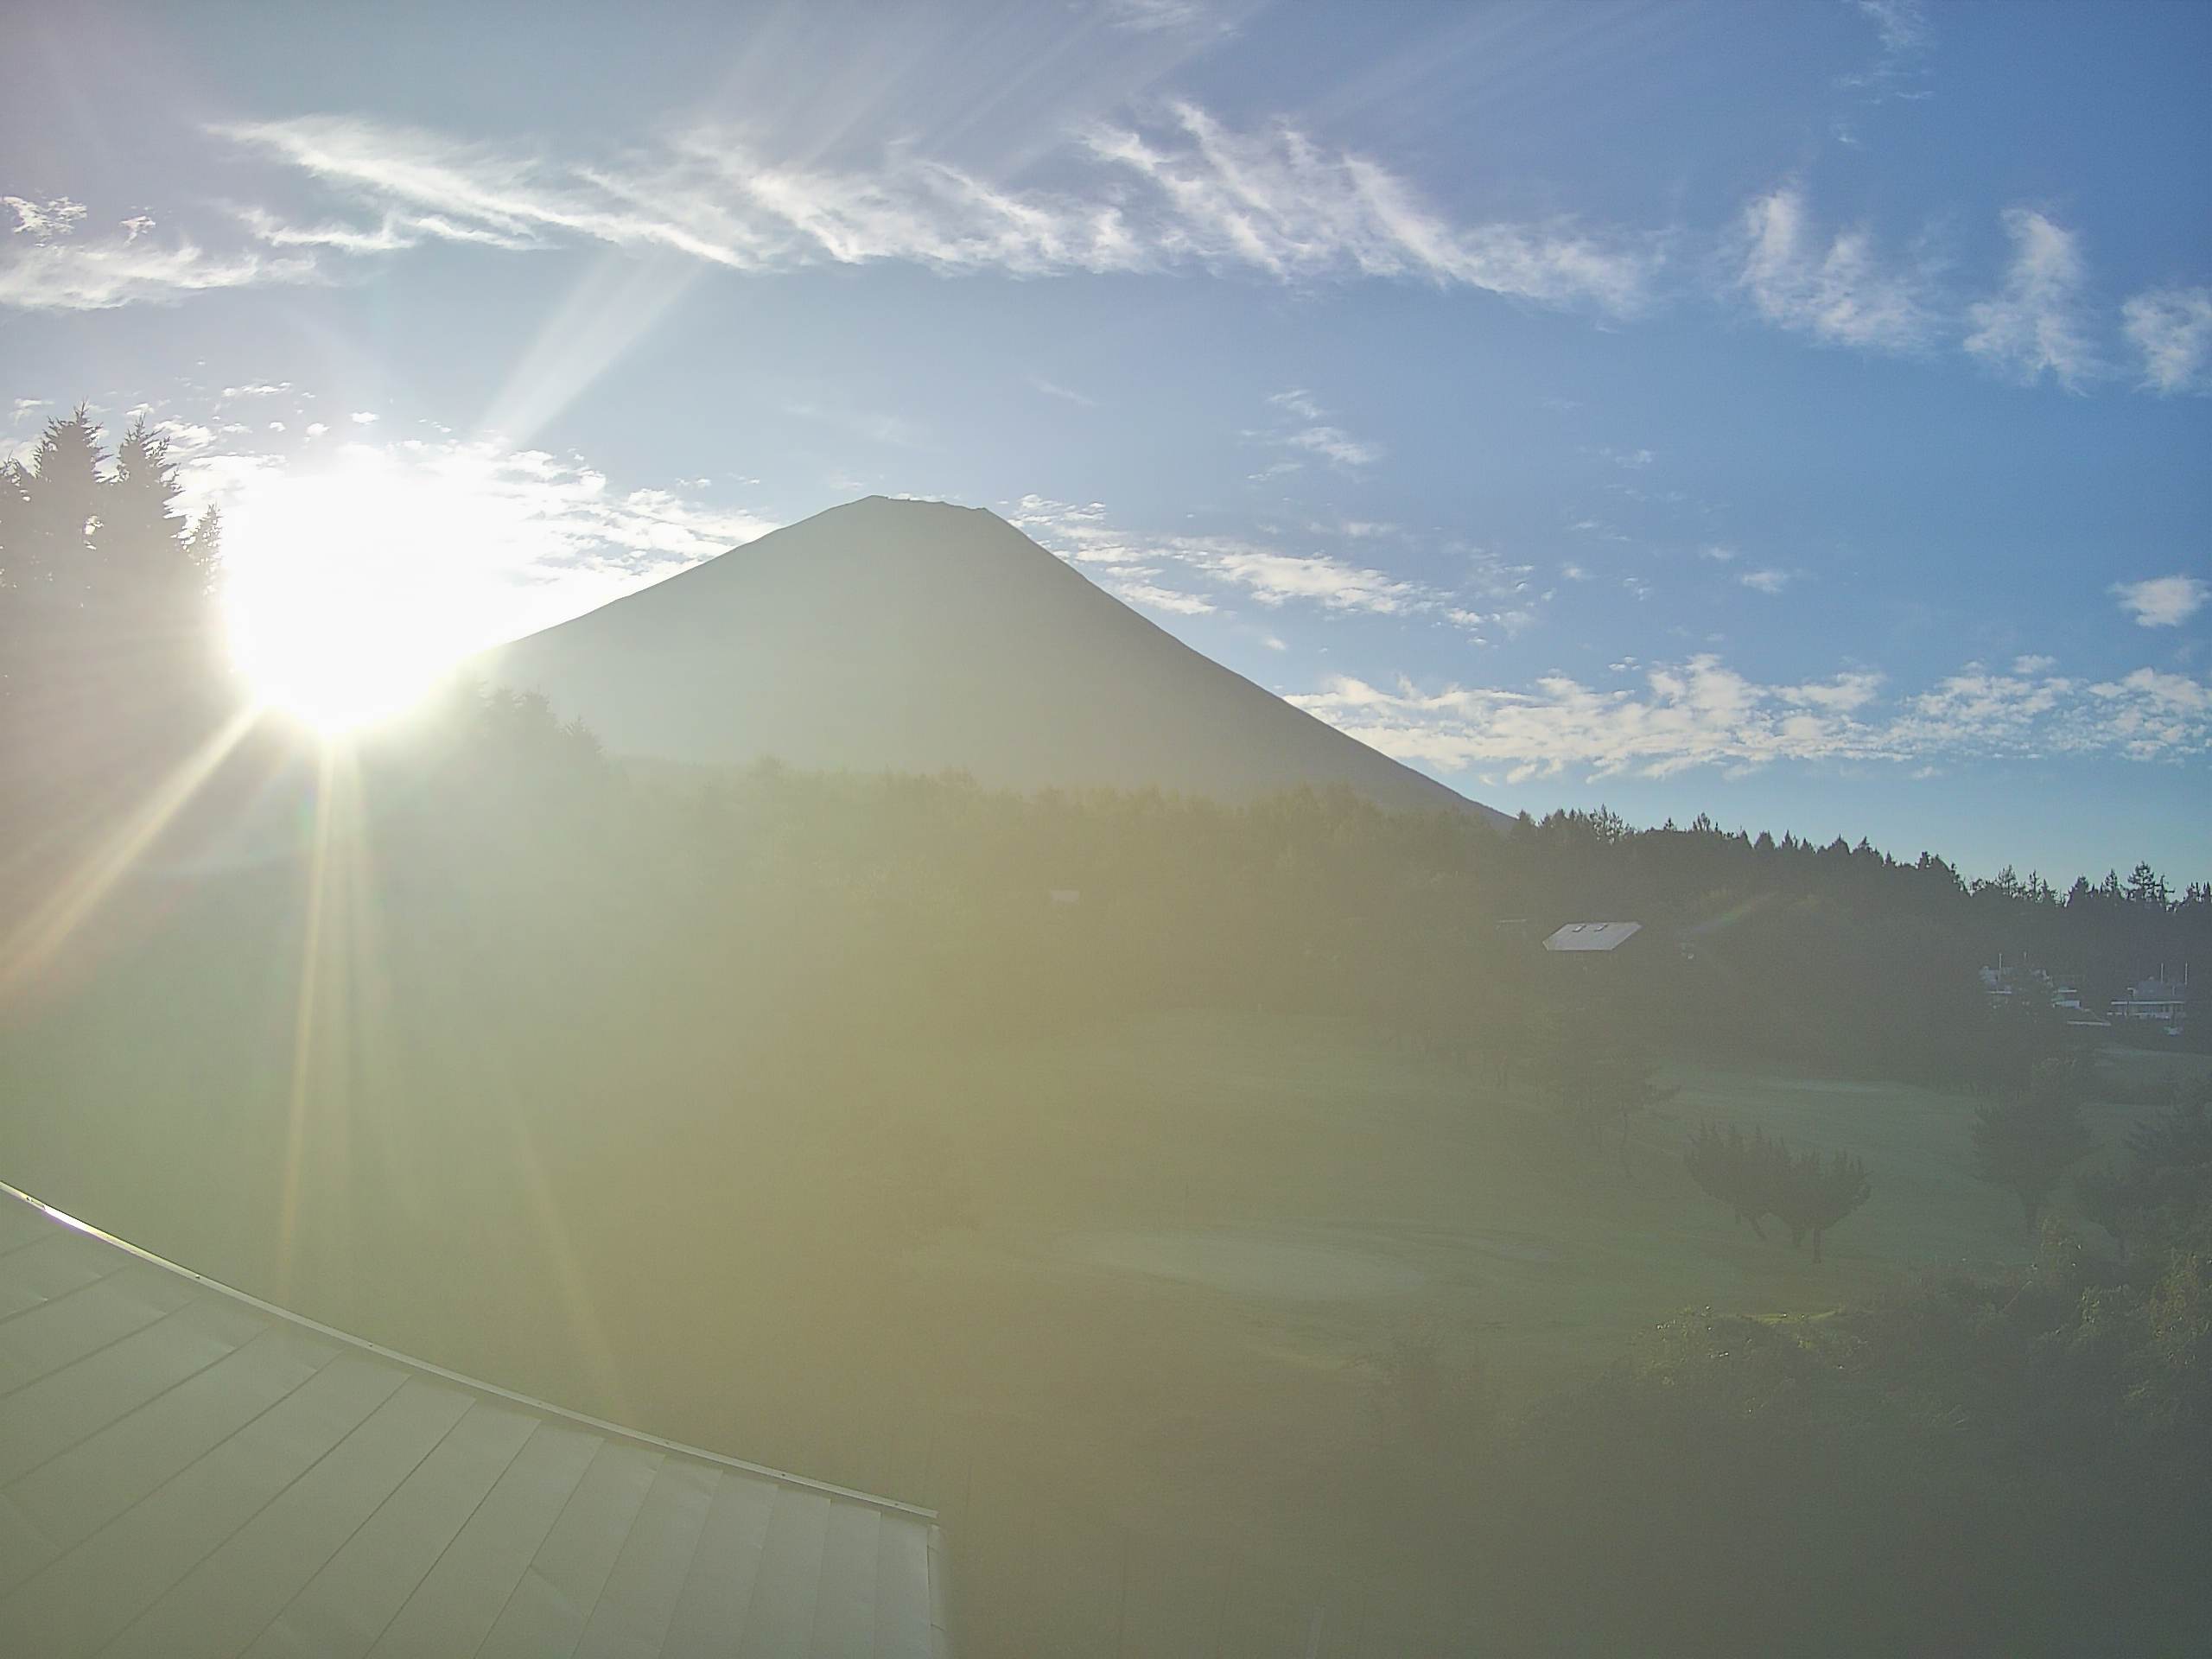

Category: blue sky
[3, 0, 2206, 879]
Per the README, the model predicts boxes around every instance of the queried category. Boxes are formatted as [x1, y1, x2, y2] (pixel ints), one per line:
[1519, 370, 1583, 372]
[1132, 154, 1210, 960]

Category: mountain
[476, 496, 1504, 822]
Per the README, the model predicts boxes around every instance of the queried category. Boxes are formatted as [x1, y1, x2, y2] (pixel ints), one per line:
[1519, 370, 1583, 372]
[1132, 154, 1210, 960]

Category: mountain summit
[478, 497, 1502, 820]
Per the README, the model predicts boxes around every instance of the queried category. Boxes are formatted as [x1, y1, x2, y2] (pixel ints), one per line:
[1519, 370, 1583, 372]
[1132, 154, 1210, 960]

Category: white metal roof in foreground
[0, 1181, 950, 1659]
[1541, 920, 1644, 953]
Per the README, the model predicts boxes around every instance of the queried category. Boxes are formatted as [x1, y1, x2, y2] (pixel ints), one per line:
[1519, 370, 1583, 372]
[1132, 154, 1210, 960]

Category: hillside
[475, 496, 1503, 818]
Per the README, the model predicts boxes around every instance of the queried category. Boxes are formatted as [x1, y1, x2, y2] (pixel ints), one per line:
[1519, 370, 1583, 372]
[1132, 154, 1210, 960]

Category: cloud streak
[2120, 286, 2212, 394]
[1290, 654, 2211, 783]
[1008, 494, 1531, 633]
[1726, 186, 1935, 351]
[0, 194, 315, 311]
[1964, 208, 2096, 387]
[1256, 389, 1383, 472]
[218, 105, 1662, 313]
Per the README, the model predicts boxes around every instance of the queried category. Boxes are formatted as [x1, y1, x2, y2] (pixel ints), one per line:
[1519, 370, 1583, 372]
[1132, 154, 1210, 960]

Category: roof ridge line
[0, 1179, 936, 1522]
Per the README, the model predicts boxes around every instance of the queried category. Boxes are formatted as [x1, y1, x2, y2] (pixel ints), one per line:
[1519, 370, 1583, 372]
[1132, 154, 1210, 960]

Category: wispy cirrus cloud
[1013, 494, 1418, 616]
[1839, 0, 1936, 105]
[1964, 207, 2096, 387]
[0, 194, 315, 311]
[2111, 574, 2209, 629]
[5, 195, 88, 238]
[1255, 389, 1383, 473]
[1289, 653, 2211, 784]
[217, 104, 1662, 314]
[2120, 286, 2212, 394]
[1008, 493, 1532, 634]
[1102, 0, 1229, 35]
[1028, 375, 1101, 409]
[1725, 185, 1936, 351]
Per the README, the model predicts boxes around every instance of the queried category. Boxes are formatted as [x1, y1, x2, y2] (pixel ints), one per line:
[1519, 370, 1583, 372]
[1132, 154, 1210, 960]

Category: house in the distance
[1541, 921, 1643, 955]
[2108, 971, 2191, 1033]
[1977, 957, 2093, 1014]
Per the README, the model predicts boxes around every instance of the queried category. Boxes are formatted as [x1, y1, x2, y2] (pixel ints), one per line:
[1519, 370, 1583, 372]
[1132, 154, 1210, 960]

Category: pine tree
[99, 420, 188, 600]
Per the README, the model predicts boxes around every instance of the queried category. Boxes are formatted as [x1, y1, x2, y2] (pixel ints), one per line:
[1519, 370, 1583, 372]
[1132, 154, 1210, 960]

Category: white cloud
[2111, 574, 2209, 629]
[1840, 1, 1935, 104]
[1113, 578, 1217, 614]
[350, 410, 378, 424]
[0, 211, 315, 310]
[1256, 389, 1383, 471]
[1727, 186, 1935, 351]
[4, 195, 87, 238]
[1009, 493, 1521, 623]
[233, 203, 537, 256]
[1103, 0, 1223, 33]
[221, 104, 1661, 314]
[1739, 568, 1791, 594]
[1283, 426, 1382, 469]
[2120, 286, 2212, 395]
[1700, 544, 1738, 563]
[2012, 654, 2056, 675]
[1964, 208, 2096, 387]
[1287, 653, 2210, 781]
[2083, 668, 2212, 760]
[1028, 375, 1100, 409]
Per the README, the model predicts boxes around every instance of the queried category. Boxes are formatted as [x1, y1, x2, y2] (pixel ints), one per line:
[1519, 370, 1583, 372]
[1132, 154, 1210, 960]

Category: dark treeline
[6, 410, 2202, 1097]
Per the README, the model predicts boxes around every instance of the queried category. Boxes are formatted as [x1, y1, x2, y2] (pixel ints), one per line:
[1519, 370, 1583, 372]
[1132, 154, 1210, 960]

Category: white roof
[1541, 921, 1644, 953]
[0, 1182, 950, 1658]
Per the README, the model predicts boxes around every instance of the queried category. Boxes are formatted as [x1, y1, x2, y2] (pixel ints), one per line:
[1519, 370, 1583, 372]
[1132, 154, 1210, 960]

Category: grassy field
[6, 1011, 2202, 1654]
[606, 1017, 2197, 1652]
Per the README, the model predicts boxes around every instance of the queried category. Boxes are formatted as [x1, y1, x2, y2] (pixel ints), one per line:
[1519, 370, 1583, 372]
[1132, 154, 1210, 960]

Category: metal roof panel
[0, 1183, 949, 1658]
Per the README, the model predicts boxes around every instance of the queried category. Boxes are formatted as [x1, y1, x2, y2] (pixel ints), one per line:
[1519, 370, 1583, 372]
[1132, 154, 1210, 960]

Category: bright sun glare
[222, 453, 509, 731]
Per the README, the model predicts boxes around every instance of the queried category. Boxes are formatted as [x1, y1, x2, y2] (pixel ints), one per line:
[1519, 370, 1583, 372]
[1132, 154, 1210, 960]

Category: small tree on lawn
[1770, 1147, 1872, 1262]
[1687, 1125, 1871, 1262]
[1973, 1058, 2094, 1235]
[2075, 1089, 2212, 1262]
[1685, 1122, 1785, 1238]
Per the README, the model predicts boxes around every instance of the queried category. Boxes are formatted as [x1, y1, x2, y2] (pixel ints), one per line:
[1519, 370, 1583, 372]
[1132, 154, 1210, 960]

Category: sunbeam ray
[0, 703, 261, 1003]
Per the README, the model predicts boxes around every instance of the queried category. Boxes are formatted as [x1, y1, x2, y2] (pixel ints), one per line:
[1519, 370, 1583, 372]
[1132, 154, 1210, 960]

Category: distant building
[1541, 921, 1643, 954]
[2109, 972, 2190, 1031]
[1978, 957, 2082, 1012]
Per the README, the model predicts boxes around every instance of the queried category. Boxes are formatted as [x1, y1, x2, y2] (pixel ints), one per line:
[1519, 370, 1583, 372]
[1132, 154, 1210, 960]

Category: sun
[219, 454, 510, 733]
[227, 571, 459, 732]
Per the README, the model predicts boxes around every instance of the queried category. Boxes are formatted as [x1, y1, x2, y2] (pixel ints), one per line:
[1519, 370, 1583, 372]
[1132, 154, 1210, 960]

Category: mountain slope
[477, 496, 1503, 821]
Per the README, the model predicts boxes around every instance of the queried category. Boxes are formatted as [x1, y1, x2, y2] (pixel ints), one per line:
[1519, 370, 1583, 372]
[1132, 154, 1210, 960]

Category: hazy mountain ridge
[477, 496, 1506, 820]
